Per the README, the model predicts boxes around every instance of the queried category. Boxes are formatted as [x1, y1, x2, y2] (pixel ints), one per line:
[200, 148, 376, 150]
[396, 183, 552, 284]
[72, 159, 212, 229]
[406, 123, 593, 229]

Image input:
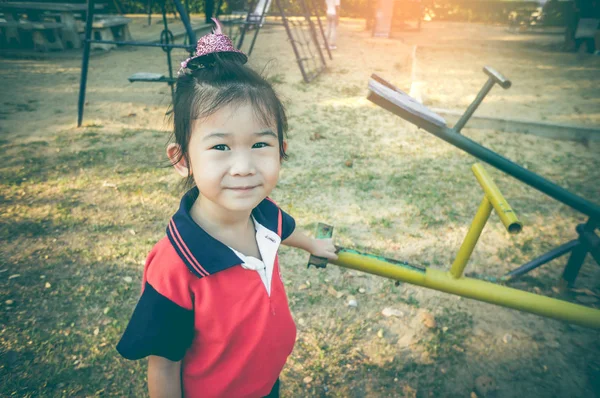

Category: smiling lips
[226, 185, 260, 191]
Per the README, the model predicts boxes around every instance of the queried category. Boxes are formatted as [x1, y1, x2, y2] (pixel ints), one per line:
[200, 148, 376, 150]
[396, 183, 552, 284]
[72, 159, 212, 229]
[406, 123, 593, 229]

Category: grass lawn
[1, 19, 600, 397]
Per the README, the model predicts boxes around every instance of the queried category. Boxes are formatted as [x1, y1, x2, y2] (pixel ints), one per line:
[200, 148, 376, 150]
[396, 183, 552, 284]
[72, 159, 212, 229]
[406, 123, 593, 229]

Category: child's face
[183, 101, 282, 213]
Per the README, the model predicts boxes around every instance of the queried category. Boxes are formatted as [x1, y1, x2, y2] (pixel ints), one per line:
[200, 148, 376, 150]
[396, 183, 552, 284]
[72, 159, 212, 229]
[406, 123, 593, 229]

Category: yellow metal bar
[472, 163, 522, 234]
[450, 196, 493, 278]
[330, 250, 600, 329]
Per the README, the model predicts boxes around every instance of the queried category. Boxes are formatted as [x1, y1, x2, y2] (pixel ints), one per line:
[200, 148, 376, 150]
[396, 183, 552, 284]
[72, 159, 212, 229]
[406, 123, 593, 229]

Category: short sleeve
[116, 281, 194, 361]
[117, 240, 195, 361]
[280, 208, 296, 241]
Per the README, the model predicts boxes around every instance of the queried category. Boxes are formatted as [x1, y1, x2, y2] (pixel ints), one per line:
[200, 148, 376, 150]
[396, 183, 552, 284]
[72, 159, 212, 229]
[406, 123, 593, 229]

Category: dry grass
[1, 19, 599, 397]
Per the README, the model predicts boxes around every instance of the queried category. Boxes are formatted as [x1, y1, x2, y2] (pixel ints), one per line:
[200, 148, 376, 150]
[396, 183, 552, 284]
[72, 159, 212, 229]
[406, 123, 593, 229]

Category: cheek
[258, 154, 281, 183]
[189, 152, 226, 182]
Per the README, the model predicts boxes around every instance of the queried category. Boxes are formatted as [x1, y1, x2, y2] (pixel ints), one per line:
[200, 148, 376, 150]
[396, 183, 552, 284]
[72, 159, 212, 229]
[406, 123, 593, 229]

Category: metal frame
[366, 68, 599, 286]
[307, 160, 599, 329]
[276, 0, 327, 83]
[77, 0, 197, 127]
[305, 66, 600, 329]
[232, 0, 330, 80]
[307, 0, 333, 61]
[235, 0, 271, 57]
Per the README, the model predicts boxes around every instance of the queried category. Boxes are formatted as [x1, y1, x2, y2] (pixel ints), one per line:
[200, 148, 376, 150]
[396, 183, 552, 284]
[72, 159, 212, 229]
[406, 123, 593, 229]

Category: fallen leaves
[382, 307, 404, 317]
[326, 285, 344, 299]
[309, 132, 325, 141]
[421, 312, 437, 329]
[102, 181, 118, 189]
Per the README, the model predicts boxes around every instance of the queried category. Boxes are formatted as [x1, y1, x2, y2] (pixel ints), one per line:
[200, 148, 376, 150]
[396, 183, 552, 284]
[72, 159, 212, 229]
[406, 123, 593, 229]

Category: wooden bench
[128, 72, 176, 84]
[91, 15, 132, 50]
[0, 20, 24, 47]
[0, 20, 66, 51]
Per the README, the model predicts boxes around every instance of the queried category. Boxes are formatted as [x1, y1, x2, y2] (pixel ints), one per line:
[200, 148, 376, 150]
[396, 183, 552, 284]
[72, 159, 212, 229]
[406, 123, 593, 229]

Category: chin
[222, 197, 263, 212]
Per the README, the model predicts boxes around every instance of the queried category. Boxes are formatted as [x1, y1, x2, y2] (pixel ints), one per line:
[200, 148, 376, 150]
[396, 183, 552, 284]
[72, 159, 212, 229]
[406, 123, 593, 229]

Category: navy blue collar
[166, 187, 281, 279]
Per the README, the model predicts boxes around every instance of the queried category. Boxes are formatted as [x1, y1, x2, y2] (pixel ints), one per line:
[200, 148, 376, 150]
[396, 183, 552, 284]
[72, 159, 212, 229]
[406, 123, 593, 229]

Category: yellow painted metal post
[450, 163, 522, 279]
[472, 163, 522, 234]
[450, 196, 493, 278]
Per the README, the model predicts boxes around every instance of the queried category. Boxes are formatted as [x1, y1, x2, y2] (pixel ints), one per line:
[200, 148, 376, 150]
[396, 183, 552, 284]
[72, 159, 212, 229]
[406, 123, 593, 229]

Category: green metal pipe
[434, 126, 600, 220]
[366, 82, 600, 220]
[454, 77, 496, 133]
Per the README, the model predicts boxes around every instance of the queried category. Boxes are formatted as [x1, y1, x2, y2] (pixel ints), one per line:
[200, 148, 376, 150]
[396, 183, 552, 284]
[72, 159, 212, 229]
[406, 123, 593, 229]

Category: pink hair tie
[178, 18, 248, 75]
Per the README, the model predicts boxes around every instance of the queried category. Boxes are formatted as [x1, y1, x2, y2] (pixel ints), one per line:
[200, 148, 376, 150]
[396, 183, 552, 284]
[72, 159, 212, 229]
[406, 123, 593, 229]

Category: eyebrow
[255, 130, 278, 139]
[202, 130, 278, 141]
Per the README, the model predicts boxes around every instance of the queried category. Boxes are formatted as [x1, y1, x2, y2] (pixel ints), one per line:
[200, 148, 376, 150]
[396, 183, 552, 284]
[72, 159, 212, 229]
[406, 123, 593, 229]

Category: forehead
[194, 101, 277, 135]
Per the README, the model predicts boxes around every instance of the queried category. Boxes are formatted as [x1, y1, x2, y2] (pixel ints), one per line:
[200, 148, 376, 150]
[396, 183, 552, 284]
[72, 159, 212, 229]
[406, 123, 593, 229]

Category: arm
[282, 228, 338, 260]
[148, 356, 182, 398]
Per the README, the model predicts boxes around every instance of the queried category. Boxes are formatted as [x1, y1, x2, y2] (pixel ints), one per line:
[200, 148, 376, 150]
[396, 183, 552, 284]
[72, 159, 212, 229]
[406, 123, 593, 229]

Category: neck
[189, 194, 252, 235]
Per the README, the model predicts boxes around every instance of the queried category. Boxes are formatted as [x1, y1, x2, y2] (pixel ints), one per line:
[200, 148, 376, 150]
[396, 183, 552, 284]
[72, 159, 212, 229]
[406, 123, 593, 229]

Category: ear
[282, 140, 288, 154]
[166, 143, 191, 177]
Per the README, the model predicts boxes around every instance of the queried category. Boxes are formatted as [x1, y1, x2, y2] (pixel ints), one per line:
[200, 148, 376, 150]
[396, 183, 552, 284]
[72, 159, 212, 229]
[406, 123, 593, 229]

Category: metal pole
[504, 240, 580, 280]
[247, 0, 270, 56]
[368, 84, 600, 220]
[237, 0, 257, 49]
[454, 77, 495, 133]
[369, 83, 600, 219]
[276, 0, 309, 82]
[329, 250, 600, 329]
[77, 0, 96, 127]
[561, 244, 588, 288]
[307, 0, 332, 60]
[561, 219, 598, 286]
[438, 125, 600, 220]
[172, 0, 196, 45]
[300, 0, 326, 67]
[450, 196, 493, 278]
[472, 163, 522, 233]
[161, 2, 175, 100]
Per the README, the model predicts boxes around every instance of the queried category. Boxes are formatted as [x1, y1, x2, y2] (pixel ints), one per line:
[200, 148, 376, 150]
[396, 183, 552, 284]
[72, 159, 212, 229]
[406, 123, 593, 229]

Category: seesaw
[308, 67, 600, 329]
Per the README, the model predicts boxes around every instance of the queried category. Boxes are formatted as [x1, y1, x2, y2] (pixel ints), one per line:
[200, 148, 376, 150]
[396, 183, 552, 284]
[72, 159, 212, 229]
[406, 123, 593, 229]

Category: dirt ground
[1, 16, 599, 397]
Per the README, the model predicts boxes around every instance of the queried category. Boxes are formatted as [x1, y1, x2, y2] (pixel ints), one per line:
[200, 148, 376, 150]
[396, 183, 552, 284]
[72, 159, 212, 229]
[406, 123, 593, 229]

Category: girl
[116, 21, 337, 398]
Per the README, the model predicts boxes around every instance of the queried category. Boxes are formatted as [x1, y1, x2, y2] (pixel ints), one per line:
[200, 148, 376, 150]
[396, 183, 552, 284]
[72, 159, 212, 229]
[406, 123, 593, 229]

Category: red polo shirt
[117, 188, 297, 397]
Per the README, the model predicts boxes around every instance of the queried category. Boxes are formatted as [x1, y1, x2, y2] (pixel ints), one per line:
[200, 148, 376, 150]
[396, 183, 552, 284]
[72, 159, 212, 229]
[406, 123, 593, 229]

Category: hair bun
[179, 19, 247, 74]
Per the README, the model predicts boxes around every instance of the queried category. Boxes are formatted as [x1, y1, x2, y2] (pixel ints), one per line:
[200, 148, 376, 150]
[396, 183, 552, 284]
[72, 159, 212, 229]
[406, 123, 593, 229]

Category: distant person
[325, 0, 340, 49]
[116, 20, 337, 398]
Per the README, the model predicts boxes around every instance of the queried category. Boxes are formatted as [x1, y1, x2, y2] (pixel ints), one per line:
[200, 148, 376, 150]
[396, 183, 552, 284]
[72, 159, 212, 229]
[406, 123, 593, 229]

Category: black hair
[168, 53, 288, 188]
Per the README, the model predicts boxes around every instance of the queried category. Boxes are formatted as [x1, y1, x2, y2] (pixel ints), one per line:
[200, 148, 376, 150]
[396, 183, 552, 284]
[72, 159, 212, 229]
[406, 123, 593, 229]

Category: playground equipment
[308, 66, 600, 329]
[77, 0, 202, 127]
[233, 0, 331, 81]
[76, 0, 330, 126]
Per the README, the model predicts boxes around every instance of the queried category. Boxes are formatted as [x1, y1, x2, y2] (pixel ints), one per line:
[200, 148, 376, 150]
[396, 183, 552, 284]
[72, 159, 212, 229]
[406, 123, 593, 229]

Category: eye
[252, 142, 270, 149]
[212, 144, 230, 151]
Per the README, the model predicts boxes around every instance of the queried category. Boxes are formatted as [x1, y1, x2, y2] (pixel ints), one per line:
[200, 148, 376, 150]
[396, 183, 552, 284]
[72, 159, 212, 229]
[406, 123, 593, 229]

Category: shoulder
[146, 237, 189, 276]
[144, 236, 195, 309]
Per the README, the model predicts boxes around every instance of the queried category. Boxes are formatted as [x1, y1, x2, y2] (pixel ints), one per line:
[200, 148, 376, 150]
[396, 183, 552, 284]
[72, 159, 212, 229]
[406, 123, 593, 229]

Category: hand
[310, 238, 338, 260]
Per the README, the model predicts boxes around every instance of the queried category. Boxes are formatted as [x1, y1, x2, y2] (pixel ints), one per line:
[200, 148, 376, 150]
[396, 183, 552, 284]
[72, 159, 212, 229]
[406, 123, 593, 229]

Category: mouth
[226, 185, 260, 191]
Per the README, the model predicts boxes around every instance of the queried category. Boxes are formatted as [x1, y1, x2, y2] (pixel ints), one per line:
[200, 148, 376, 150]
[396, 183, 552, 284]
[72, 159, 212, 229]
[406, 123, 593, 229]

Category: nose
[229, 150, 256, 176]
